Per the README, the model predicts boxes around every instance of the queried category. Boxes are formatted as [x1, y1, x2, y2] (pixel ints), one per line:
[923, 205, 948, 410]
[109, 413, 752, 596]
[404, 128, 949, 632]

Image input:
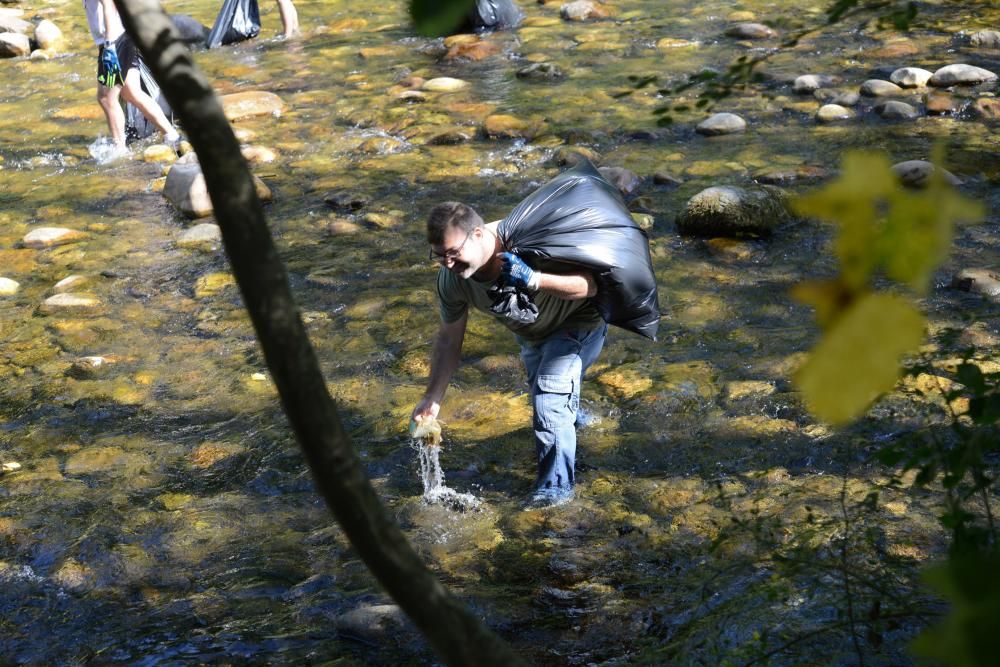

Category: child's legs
[96, 84, 127, 148]
[121, 67, 175, 137]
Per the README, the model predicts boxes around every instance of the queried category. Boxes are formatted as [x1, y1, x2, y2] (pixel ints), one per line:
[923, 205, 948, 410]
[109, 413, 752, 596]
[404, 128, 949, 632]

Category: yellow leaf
[792, 152, 896, 290]
[795, 292, 925, 426]
[790, 279, 853, 330]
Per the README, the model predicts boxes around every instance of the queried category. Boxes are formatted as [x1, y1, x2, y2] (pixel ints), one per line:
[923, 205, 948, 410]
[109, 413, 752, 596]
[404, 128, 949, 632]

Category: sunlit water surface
[1, 0, 999, 663]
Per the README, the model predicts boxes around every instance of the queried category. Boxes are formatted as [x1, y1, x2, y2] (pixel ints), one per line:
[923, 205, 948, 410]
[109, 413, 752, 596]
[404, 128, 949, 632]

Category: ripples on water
[0, 0, 998, 663]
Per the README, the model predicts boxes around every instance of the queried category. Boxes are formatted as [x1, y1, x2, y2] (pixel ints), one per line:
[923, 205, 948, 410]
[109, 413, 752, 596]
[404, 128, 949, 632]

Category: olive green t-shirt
[436, 268, 604, 342]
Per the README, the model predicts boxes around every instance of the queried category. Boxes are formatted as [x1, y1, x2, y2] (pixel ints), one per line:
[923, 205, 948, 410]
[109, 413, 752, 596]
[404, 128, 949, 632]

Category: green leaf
[410, 0, 477, 37]
[795, 292, 925, 425]
[912, 551, 1000, 667]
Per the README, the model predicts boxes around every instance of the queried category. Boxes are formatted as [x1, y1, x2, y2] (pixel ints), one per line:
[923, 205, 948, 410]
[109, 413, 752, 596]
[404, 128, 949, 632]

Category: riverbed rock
[925, 91, 961, 114]
[421, 77, 469, 92]
[482, 114, 541, 139]
[890, 160, 963, 187]
[695, 112, 746, 135]
[323, 191, 368, 211]
[928, 64, 998, 87]
[335, 604, 409, 643]
[22, 227, 86, 248]
[0, 32, 30, 57]
[40, 293, 101, 314]
[598, 166, 642, 196]
[241, 145, 277, 164]
[446, 39, 501, 61]
[971, 97, 1000, 121]
[142, 144, 177, 164]
[34, 19, 62, 50]
[561, 1, 611, 21]
[815, 89, 861, 106]
[816, 104, 854, 122]
[219, 91, 285, 121]
[793, 74, 839, 94]
[676, 185, 791, 238]
[164, 163, 271, 218]
[0, 15, 31, 34]
[890, 67, 933, 88]
[725, 23, 777, 40]
[554, 146, 601, 167]
[328, 219, 363, 236]
[875, 100, 920, 120]
[516, 62, 565, 81]
[0, 277, 19, 296]
[969, 30, 1000, 49]
[177, 223, 221, 249]
[656, 37, 699, 50]
[67, 355, 118, 379]
[951, 268, 1000, 300]
[860, 79, 904, 97]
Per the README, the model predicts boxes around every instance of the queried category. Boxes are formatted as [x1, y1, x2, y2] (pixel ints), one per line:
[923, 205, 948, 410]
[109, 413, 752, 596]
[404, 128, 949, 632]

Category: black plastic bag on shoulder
[496, 160, 660, 340]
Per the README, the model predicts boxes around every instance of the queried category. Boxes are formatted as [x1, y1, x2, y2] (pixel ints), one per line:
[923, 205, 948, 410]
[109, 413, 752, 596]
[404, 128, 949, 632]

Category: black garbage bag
[171, 14, 211, 48]
[488, 283, 540, 324]
[495, 160, 660, 340]
[457, 0, 523, 32]
[125, 61, 173, 141]
[207, 0, 261, 48]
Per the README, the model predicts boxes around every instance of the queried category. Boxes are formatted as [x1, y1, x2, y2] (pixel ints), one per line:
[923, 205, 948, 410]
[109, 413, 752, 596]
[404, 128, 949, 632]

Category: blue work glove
[499, 252, 540, 291]
[99, 43, 122, 86]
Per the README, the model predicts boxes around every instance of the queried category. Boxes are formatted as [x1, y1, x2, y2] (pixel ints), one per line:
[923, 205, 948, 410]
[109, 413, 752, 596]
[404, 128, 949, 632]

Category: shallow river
[1, 0, 999, 663]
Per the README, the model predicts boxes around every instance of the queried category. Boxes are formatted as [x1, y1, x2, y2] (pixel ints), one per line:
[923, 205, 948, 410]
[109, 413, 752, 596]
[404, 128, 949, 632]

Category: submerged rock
[875, 100, 920, 120]
[695, 113, 746, 135]
[793, 74, 839, 94]
[219, 91, 285, 121]
[676, 185, 791, 238]
[928, 64, 998, 87]
[725, 23, 777, 40]
[860, 79, 904, 97]
[971, 97, 1000, 121]
[968, 30, 1000, 49]
[816, 104, 854, 122]
[421, 77, 469, 92]
[177, 223, 222, 249]
[891, 160, 962, 187]
[516, 62, 565, 81]
[164, 163, 271, 218]
[598, 166, 642, 196]
[0, 277, 19, 295]
[951, 268, 1000, 300]
[22, 227, 86, 248]
[40, 293, 101, 314]
[561, 1, 611, 21]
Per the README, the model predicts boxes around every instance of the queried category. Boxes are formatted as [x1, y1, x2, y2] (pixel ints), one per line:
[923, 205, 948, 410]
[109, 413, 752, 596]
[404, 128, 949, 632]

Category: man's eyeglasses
[429, 229, 473, 263]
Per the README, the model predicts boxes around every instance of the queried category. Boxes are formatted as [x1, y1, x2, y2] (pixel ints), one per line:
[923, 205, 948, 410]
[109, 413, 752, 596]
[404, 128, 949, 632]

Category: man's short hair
[426, 202, 483, 245]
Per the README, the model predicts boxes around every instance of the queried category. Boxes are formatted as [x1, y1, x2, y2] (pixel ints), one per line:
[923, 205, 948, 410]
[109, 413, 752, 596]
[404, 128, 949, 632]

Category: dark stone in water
[516, 62, 565, 81]
[951, 268, 1000, 299]
[323, 191, 369, 211]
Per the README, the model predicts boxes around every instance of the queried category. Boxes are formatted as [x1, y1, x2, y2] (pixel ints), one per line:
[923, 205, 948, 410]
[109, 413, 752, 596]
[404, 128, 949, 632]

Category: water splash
[88, 137, 131, 165]
[410, 417, 480, 511]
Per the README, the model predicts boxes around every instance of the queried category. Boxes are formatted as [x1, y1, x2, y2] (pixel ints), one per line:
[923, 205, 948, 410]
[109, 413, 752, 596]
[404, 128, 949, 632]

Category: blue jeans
[519, 323, 608, 493]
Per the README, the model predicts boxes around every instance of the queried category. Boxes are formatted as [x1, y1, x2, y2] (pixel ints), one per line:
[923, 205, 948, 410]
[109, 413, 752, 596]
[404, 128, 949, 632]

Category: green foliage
[912, 551, 1000, 667]
[410, 0, 476, 37]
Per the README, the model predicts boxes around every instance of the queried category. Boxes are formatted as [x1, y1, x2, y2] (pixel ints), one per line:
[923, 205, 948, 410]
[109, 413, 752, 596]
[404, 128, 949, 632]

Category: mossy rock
[676, 185, 792, 238]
